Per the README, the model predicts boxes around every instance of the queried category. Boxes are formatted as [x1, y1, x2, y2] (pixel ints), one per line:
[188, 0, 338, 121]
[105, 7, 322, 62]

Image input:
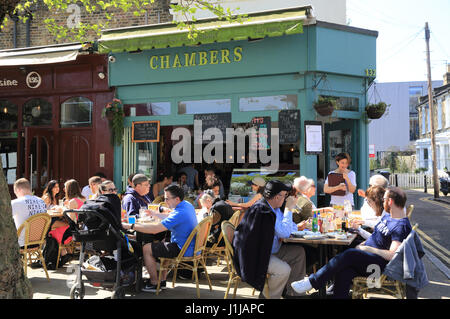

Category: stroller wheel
[70, 283, 85, 299]
[112, 287, 125, 299]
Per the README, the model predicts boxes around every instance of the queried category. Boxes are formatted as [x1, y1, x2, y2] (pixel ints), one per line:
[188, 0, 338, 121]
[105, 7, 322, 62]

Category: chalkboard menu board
[194, 113, 232, 144]
[132, 121, 160, 143]
[279, 110, 300, 144]
[250, 116, 271, 150]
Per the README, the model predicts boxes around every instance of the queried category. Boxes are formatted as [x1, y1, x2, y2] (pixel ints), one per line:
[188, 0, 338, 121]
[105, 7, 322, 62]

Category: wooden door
[58, 129, 93, 187]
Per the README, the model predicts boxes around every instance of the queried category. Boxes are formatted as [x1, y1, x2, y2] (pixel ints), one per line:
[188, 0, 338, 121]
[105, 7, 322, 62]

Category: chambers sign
[149, 47, 243, 70]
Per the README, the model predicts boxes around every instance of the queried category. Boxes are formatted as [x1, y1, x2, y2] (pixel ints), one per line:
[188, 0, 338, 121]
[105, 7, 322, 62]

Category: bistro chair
[228, 210, 241, 227]
[221, 220, 270, 299]
[351, 223, 419, 299]
[156, 215, 213, 298]
[204, 210, 242, 273]
[406, 204, 414, 220]
[17, 213, 52, 280]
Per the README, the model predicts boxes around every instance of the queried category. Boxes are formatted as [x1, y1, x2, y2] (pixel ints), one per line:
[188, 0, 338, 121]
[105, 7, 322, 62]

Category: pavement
[23, 189, 450, 300]
[26, 249, 449, 300]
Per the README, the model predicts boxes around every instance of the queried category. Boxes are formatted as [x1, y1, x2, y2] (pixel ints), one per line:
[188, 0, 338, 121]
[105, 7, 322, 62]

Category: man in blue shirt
[122, 184, 197, 292]
[291, 186, 412, 299]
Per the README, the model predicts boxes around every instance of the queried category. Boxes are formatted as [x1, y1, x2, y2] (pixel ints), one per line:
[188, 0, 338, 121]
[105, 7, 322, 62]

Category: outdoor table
[283, 233, 357, 298]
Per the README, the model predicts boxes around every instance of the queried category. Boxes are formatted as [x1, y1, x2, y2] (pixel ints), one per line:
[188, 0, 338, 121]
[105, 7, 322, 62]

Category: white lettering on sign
[26, 71, 42, 89]
[0, 79, 18, 87]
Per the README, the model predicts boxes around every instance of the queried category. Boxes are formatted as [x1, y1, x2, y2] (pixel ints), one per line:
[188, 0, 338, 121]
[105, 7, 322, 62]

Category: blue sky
[347, 0, 450, 83]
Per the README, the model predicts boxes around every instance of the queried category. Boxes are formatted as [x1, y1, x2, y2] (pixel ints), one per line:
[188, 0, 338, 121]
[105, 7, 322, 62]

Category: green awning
[98, 7, 311, 53]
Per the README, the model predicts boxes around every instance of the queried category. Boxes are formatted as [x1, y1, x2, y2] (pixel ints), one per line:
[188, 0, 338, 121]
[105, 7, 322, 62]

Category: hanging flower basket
[102, 98, 124, 146]
[313, 97, 338, 116]
[366, 102, 388, 119]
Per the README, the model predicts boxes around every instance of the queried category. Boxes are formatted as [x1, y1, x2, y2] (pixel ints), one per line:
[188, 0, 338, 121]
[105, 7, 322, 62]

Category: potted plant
[365, 102, 388, 119]
[102, 98, 124, 146]
[313, 96, 338, 116]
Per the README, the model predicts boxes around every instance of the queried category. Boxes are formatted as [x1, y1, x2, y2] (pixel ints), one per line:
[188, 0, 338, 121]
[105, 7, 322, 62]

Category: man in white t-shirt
[11, 178, 47, 247]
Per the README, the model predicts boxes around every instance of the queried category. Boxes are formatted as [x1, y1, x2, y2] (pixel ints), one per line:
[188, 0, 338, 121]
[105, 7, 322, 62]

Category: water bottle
[312, 211, 318, 232]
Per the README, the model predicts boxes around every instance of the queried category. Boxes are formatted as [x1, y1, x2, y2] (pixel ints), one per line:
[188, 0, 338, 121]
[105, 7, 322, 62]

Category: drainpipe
[26, 14, 31, 47]
[12, 15, 18, 48]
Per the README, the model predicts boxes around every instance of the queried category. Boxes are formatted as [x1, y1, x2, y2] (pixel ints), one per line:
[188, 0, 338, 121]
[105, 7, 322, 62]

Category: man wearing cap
[233, 180, 307, 299]
[226, 177, 266, 209]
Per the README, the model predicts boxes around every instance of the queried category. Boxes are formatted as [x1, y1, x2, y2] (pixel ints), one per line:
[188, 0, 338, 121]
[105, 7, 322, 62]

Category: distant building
[367, 80, 442, 157]
[415, 65, 450, 172]
[170, 0, 347, 25]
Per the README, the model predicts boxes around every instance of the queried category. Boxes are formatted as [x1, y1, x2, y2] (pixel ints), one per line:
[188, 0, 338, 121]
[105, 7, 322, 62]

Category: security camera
[108, 55, 116, 63]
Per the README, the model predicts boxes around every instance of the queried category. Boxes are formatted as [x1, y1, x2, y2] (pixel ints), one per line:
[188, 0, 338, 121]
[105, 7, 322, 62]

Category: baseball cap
[248, 176, 266, 187]
[264, 180, 292, 197]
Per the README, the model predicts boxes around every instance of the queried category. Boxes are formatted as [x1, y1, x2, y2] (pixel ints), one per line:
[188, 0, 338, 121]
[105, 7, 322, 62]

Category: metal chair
[17, 213, 52, 280]
[155, 215, 213, 298]
[221, 220, 270, 299]
[351, 223, 419, 299]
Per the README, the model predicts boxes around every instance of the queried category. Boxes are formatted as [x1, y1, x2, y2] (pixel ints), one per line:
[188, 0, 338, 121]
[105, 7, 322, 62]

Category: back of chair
[194, 215, 213, 256]
[177, 215, 213, 259]
[228, 210, 241, 227]
[17, 213, 52, 247]
[221, 221, 238, 273]
[407, 205, 414, 220]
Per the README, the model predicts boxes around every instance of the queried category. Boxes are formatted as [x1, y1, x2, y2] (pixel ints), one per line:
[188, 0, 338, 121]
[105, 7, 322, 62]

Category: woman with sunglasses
[97, 180, 118, 196]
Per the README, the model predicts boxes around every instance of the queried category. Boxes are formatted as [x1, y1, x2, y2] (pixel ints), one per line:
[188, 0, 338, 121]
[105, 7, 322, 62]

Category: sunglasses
[106, 188, 118, 192]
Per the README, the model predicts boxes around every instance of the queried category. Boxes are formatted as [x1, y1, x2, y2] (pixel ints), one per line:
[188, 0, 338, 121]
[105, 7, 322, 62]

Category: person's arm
[358, 240, 402, 261]
[153, 184, 159, 200]
[231, 193, 261, 208]
[274, 209, 298, 239]
[343, 171, 356, 194]
[324, 183, 347, 194]
[122, 221, 167, 234]
[148, 207, 172, 220]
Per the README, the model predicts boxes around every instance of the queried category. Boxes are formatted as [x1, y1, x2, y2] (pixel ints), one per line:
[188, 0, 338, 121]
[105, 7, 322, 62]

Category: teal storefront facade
[99, 9, 377, 208]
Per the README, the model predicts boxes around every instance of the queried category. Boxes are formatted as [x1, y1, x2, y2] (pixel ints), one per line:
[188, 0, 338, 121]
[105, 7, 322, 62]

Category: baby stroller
[64, 195, 142, 299]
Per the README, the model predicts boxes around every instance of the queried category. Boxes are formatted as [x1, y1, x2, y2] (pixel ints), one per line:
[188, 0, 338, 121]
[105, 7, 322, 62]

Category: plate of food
[291, 230, 316, 238]
[303, 233, 327, 240]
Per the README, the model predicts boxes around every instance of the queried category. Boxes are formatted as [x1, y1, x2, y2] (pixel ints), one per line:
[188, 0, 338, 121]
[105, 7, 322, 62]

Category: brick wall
[0, 0, 173, 50]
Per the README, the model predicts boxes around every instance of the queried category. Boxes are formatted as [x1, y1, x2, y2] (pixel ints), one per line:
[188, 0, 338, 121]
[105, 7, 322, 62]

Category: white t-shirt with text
[12, 195, 47, 247]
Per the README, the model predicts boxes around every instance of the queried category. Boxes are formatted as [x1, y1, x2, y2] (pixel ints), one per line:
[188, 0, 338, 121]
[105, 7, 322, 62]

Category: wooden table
[283, 233, 357, 298]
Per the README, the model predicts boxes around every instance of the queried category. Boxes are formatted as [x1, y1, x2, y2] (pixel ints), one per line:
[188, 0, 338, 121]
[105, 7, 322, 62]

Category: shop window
[335, 96, 359, 111]
[0, 100, 18, 130]
[60, 97, 93, 128]
[239, 95, 297, 112]
[23, 98, 52, 127]
[178, 99, 231, 114]
[124, 102, 171, 116]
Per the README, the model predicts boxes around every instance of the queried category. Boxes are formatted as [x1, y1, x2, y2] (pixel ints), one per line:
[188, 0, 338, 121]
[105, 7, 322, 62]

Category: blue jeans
[308, 248, 388, 299]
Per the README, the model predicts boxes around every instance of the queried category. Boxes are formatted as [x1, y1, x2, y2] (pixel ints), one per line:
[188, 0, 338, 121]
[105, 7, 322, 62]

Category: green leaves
[1, 0, 247, 45]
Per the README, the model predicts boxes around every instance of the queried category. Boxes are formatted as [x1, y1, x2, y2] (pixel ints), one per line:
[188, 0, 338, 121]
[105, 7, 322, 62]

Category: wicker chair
[221, 220, 270, 299]
[204, 210, 241, 268]
[406, 204, 414, 220]
[228, 210, 241, 227]
[351, 223, 419, 299]
[156, 215, 213, 298]
[17, 213, 52, 280]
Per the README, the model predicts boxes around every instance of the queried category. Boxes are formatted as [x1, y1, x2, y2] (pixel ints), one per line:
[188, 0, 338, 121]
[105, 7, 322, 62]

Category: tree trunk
[0, 161, 32, 299]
